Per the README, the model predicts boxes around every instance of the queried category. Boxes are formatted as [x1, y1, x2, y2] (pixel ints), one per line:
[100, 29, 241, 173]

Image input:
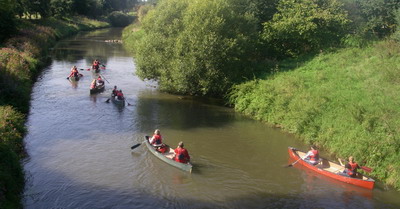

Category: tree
[50, 0, 74, 18]
[0, 0, 16, 42]
[243, 0, 279, 28]
[355, 0, 400, 38]
[132, 0, 259, 96]
[263, 0, 349, 57]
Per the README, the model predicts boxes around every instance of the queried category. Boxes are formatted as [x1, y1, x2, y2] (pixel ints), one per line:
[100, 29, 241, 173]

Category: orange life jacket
[310, 150, 319, 162]
[174, 147, 190, 163]
[151, 134, 162, 145]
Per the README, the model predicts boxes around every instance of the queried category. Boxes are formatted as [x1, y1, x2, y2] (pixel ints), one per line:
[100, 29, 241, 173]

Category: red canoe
[288, 147, 375, 190]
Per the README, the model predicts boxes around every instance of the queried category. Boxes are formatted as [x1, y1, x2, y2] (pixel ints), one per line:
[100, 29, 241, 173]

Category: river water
[22, 28, 400, 209]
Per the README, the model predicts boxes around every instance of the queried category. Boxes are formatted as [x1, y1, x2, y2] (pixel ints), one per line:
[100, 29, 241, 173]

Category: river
[22, 28, 400, 209]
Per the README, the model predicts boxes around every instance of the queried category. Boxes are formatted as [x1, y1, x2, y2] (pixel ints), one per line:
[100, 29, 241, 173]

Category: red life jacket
[157, 145, 169, 153]
[347, 162, 358, 176]
[93, 62, 99, 70]
[151, 134, 162, 145]
[117, 92, 124, 100]
[310, 150, 319, 162]
[174, 147, 190, 163]
[112, 89, 118, 96]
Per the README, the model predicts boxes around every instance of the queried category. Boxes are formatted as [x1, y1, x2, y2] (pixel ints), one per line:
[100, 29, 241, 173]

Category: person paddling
[173, 141, 190, 164]
[149, 129, 163, 146]
[92, 59, 100, 73]
[96, 76, 104, 86]
[90, 79, 97, 89]
[302, 145, 319, 165]
[112, 86, 118, 97]
[340, 156, 361, 178]
[117, 89, 124, 100]
[68, 66, 79, 77]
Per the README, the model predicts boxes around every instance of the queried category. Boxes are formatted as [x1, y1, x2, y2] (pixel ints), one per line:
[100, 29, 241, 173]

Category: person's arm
[302, 151, 311, 160]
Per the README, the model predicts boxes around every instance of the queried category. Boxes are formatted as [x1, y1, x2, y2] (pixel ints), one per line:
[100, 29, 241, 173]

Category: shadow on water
[134, 94, 237, 133]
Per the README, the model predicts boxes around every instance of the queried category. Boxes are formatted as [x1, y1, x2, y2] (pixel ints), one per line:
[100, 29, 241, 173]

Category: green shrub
[108, 11, 135, 27]
[0, 143, 24, 209]
[127, 0, 260, 96]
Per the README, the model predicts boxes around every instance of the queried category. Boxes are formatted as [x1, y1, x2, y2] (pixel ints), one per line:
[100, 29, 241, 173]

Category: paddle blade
[105, 99, 110, 103]
[131, 143, 142, 150]
[361, 166, 372, 173]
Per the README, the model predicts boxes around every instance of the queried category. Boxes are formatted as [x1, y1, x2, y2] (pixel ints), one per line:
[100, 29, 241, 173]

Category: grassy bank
[0, 17, 109, 208]
[229, 40, 400, 190]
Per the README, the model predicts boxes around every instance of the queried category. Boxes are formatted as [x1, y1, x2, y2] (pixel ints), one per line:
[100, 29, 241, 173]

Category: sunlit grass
[229, 40, 400, 190]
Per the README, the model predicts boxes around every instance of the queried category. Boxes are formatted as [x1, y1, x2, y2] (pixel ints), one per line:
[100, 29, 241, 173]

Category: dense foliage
[128, 0, 260, 96]
[0, 0, 17, 42]
[13, 0, 138, 18]
[108, 11, 135, 27]
[262, 0, 349, 57]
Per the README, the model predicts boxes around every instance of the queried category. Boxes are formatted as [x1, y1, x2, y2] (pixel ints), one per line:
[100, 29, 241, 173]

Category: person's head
[73, 65, 77, 69]
[178, 141, 184, 148]
[311, 145, 317, 150]
[349, 156, 354, 162]
[114, 86, 117, 89]
[119, 90, 122, 93]
[154, 129, 160, 135]
[98, 76, 101, 79]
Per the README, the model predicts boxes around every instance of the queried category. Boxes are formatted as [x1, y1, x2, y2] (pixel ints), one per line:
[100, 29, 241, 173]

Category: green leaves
[128, 0, 259, 96]
[262, 0, 349, 57]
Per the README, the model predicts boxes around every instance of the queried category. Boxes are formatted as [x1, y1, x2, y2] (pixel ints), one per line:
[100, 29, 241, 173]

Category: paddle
[286, 158, 301, 167]
[124, 98, 133, 106]
[99, 73, 110, 84]
[131, 136, 150, 150]
[338, 158, 372, 173]
[131, 142, 143, 150]
[131, 142, 143, 149]
[361, 166, 373, 173]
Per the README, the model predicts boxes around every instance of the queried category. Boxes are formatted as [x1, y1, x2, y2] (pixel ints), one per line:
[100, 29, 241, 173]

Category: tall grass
[229, 40, 400, 190]
[0, 17, 109, 208]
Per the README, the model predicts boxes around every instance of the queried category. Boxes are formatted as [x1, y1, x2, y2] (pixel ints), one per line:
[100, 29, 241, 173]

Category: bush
[0, 143, 24, 209]
[0, 1, 16, 43]
[108, 11, 135, 27]
[127, 0, 260, 96]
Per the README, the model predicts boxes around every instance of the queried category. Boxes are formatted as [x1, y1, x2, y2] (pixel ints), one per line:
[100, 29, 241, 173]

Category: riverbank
[228, 40, 400, 190]
[0, 16, 109, 208]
